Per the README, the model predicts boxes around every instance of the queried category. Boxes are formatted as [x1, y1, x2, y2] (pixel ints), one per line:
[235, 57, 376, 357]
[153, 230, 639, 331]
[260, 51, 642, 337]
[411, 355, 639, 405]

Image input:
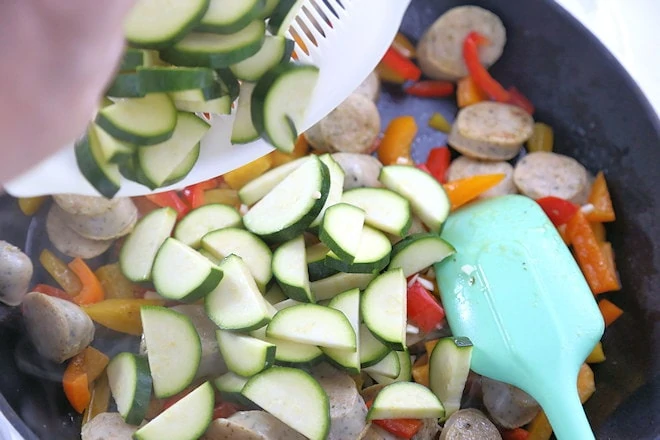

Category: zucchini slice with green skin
[95, 93, 177, 146]
[238, 156, 310, 205]
[341, 187, 412, 236]
[241, 367, 330, 440]
[107, 352, 152, 425]
[251, 63, 320, 153]
[124, 0, 211, 49]
[169, 82, 225, 102]
[174, 96, 232, 114]
[429, 336, 473, 419]
[137, 66, 216, 93]
[310, 272, 375, 302]
[205, 254, 271, 331]
[361, 269, 407, 351]
[322, 288, 361, 374]
[94, 125, 135, 164]
[134, 381, 214, 440]
[359, 323, 391, 368]
[259, 0, 280, 18]
[120, 48, 150, 72]
[217, 330, 276, 377]
[368, 349, 412, 385]
[174, 204, 242, 248]
[367, 382, 445, 421]
[119, 207, 178, 282]
[197, 0, 266, 34]
[161, 143, 201, 187]
[74, 125, 122, 198]
[160, 21, 266, 68]
[141, 306, 202, 398]
[230, 36, 294, 81]
[216, 69, 240, 101]
[310, 154, 345, 228]
[152, 238, 224, 302]
[363, 350, 401, 379]
[201, 228, 272, 290]
[263, 284, 288, 305]
[319, 203, 365, 264]
[272, 235, 314, 303]
[213, 372, 249, 404]
[106, 73, 144, 98]
[267, 303, 356, 350]
[251, 326, 324, 367]
[324, 226, 391, 274]
[137, 112, 210, 188]
[379, 165, 451, 233]
[244, 155, 329, 242]
[389, 232, 456, 277]
[231, 82, 260, 144]
[306, 242, 338, 282]
[267, 0, 306, 36]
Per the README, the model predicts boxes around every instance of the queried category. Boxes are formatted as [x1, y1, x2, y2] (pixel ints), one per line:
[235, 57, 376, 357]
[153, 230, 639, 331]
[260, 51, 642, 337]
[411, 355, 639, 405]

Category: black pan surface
[1, 0, 659, 438]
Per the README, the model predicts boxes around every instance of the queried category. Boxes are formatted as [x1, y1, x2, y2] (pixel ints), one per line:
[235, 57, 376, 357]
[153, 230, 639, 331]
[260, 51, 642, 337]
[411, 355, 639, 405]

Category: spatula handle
[541, 389, 595, 440]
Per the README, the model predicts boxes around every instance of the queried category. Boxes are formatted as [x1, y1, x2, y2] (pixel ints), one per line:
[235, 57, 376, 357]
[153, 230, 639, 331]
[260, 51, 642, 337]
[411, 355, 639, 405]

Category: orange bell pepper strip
[82, 347, 110, 383]
[376, 62, 407, 84]
[443, 174, 505, 210]
[457, 76, 487, 108]
[68, 258, 105, 305]
[39, 249, 82, 294]
[378, 116, 417, 166]
[223, 154, 273, 190]
[411, 362, 430, 388]
[380, 47, 422, 82]
[269, 135, 309, 167]
[585, 172, 615, 223]
[598, 299, 623, 327]
[463, 32, 510, 102]
[63, 352, 91, 414]
[365, 400, 423, 439]
[565, 211, 621, 294]
[590, 222, 607, 242]
[83, 298, 165, 335]
[392, 32, 416, 59]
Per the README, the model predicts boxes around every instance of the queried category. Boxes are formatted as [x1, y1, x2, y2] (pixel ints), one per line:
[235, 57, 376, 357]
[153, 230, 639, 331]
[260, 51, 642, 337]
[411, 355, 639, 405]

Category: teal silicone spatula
[434, 195, 604, 440]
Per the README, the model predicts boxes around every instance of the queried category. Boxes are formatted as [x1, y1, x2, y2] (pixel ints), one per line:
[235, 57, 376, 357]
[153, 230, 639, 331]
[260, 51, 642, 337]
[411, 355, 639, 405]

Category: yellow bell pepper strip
[443, 174, 506, 211]
[223, 154, 273, 190]
[378, 116, 417, 166]
[566, 211, 621, 294]
[95, 263, 143, 300]
[527, 411, 553, 440]
[598, 299, 623, 327]
[39, 249, 82, 295]
[63, 352, 91, 414]
[392, 32, 416, 59]
[586, 342, 606, 364]
[18, 196, 48, 216]
[585, 172, 616, 223]
[428, 113, 452, 134]
[463, 32, 510, 102]
[527, 122, 554, 153]
[68, 258, 105, 305]
[204, 188, 241, 208]
[590, 222, 607, 243]
[411, 361, 430, 387]
[577, 363, 596, 403]
[83, 346, 110, 383]
[381, 47, 422, 82]
[269, 135, 309, 167]
[82, 373, 110, 426]
[375, 62, 407, 84]
[424, 339, 439, 355]
[457, 76, 487, 108]
[83, 299, 165, 335]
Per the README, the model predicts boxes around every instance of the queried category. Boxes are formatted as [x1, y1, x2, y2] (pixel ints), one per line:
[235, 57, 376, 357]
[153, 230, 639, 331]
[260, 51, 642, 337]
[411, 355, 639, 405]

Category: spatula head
[434, 195, 603, 396]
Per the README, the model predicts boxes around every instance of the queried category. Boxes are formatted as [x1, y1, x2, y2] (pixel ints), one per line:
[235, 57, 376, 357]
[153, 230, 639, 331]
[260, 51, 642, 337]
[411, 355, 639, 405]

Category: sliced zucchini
[429, 336, 473, 419]
[119, 207, 178, 282]
[368, 349, 412, 385]
[361, 269, 407, 351]
[201, 227, 272, 289]
[267, 0, 305, 36]
[251, 326, 324, 367]
[137, 66, 216, 93]
[389, 232, 456, 277]
[124, 0, 211, 49]
[271, 298, 302, 311]
[137, 112, 210, 188]
[322, 288, 361, 374]
[238, 156, 309, 205]
[367, 382, 445, 421]
[379, 165, 451, 232]
[74, 125, 121, 198]
[217, 330, 276, 377]
[198, 248, 221, 265]
[324, 226, 391, 274]
[263, 283, 287, 305]
[230, 36, 294, 81]
[134, 382, 214, 440]
[140, 306, 202, 398]
[251, 63, 320, 152]
[266, 303, 356, 350]
[243, 155, 329, 242]
[310, 154, 345, 228]
[310, 272, 375, 301]
[359, 323, 391, 368]
[205, 254, 271, 331]
[170, 82, 225, 102]
[198, 0, 265, 34]
[152, 238, 223, 301]
[363, 350, 401, 379]
[231, 82, 260, 144]
[260, 0, 280, 18]
[174, 95, 232, 114]
[216, 69, 240, 101]
[319, 203, 365, 264]
[94, 125, 135, 164]
[241, 367, 330, 440]
[272, 235, 314, 303]
[95, 93, 177, 146]
[161, 143, 201, 186]
[106, 72, 144, 98]
[306, 242, 337, 282]
[160, 21, 266, 68]
[341, 187, 412, 236]
[213, 372, 249, 404]
[174, 204, 242, 248]
[107, 352, 152, 425]
[120, 48, 153, 72]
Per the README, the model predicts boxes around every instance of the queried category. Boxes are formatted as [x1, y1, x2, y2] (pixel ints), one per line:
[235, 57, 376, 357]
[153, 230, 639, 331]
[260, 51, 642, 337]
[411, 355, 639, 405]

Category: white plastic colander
[5, 0, 412, 197]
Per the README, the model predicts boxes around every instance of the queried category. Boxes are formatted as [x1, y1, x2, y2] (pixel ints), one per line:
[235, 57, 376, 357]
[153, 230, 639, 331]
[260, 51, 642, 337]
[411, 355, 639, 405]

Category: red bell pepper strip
[426, 147, 451, 183]
[146, 191, 190, 219]
[407, 281, 445, 333]
[32, 284, 73, 302]
[416, 163, 431, 174]
[501, 428, 530, 440]
[404, 81, 455, 98]
[507, 86, 535, 115]
[381, 47, 422, 82]
[536, 196, 580, 226]
[182, 185, 205, 210]
[68, 258, 105, 305]
[213, 402, 239, 420]
[365, 400, 423, 439]
[463, 32, 510, 102]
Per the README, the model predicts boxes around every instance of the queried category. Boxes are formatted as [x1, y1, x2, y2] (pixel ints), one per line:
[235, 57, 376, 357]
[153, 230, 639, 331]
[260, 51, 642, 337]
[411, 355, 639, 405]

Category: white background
[1, 1, 658, 439]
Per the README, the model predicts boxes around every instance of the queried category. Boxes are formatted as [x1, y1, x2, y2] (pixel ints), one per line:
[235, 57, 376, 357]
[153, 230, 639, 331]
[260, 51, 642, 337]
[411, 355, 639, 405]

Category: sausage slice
[0, 240, 33, 306]
[53, 194, 119, 216]
[59, 197, 138, 240]
[46, 204, 113, 259]
[319, 93, 381, 154]
[513, 152, 590, 204]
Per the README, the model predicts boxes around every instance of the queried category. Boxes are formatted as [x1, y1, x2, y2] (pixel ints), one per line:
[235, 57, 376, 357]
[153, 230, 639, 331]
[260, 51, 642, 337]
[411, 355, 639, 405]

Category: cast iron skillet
[1, 0, 659, 438]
